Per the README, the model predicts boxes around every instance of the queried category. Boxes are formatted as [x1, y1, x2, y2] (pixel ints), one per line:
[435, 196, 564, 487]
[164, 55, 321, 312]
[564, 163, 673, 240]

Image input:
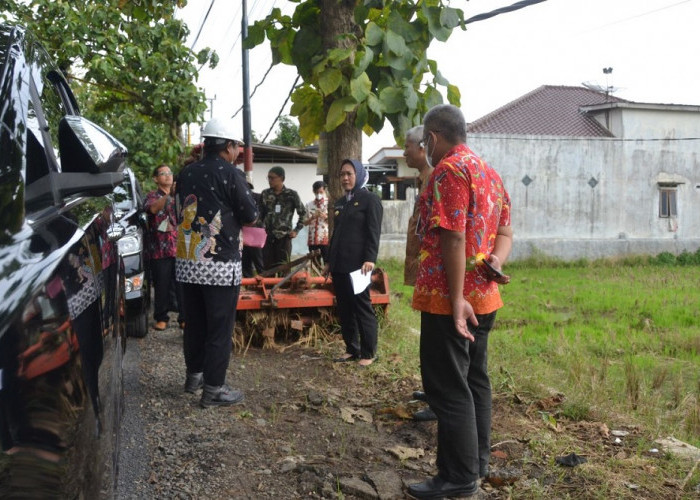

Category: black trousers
[331, 272, 377, 359]
[420, 311, 496, 483]
[181, 283, 240, 387]
[242, 245, 264, 278]
[263, 235, 291, 271]
[151, 257, 182, 322]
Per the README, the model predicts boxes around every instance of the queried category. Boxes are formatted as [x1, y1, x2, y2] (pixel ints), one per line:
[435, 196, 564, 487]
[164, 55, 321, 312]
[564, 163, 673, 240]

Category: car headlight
[117, 234, 141, 256]
[125, 272, 144, 293]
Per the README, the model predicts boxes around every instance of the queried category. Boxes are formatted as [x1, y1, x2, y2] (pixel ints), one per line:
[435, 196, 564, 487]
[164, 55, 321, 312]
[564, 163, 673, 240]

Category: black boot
[200, 384, 244, 408]
[184, 372, 203, 393]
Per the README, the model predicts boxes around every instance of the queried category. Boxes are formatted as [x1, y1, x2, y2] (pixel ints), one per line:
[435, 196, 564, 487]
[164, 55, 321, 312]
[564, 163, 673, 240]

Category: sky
[177, 0, 700, 161]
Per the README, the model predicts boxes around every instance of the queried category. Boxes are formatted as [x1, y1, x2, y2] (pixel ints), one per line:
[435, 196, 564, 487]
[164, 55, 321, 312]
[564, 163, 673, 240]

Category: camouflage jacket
[259, 186, 307, 240]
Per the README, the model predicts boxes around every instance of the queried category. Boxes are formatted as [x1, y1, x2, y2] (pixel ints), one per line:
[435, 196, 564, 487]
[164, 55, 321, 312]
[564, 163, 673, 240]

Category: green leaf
[318, 68, 344, 95]
[365, 21, 383, 46]
[447, 83, 461, 106]
[378, 86, 404, 114]
[422, 5, 451, 42]
[423, 86, 444, 109]
[440, 7, 461, 29]
[328, 47, 354, 64]
[350, 72, 372, 102]
[387, 10, 422, 43]
[367, 93, 384, 116]
[244, 22, 266, 48]
[403, 84, 418, 111]
[353, 47, 374, 78]
[384, 29, 406, 55]
[325, 96, 357, 131]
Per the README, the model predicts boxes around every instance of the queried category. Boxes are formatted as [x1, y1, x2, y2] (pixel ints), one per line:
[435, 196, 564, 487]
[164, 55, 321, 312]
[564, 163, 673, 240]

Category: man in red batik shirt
[408, 104, 513, 499]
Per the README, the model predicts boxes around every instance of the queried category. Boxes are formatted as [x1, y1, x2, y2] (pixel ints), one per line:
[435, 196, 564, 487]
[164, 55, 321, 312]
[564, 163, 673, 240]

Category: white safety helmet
[201, 118, 241, 145]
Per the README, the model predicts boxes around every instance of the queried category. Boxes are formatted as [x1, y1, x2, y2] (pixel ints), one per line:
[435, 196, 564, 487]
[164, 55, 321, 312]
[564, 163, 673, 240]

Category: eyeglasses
[157, 172, 173, 176]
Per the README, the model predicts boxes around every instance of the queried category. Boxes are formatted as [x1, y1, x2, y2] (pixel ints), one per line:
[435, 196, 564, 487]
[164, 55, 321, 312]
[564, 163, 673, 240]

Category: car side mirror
[59, 115, 128, 174]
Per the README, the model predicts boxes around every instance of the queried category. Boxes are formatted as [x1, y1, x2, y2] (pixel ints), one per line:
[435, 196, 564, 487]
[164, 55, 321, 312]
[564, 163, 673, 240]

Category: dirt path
[118, 324, 688, 499]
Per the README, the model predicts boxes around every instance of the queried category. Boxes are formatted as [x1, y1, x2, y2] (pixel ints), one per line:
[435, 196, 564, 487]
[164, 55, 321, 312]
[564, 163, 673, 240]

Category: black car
[0, 24, 128, 497]
[111, 167, 151, 338]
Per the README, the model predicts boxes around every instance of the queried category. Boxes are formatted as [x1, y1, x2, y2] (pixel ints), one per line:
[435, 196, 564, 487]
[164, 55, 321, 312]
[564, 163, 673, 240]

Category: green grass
[375, 256, 700, 448]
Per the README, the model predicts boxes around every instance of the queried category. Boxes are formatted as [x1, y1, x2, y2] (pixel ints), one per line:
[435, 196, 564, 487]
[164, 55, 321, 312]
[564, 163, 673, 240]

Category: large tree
[0, 0, 217, 184]
[245, 0, 464, 197]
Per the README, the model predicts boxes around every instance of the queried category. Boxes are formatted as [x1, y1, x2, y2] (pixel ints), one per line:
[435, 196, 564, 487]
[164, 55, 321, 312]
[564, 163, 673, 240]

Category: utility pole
[241, 0, 253, 179]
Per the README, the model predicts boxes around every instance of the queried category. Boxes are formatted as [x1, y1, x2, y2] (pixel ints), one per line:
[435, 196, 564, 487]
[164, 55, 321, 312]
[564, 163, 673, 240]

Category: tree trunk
[319, 0, 363, 208]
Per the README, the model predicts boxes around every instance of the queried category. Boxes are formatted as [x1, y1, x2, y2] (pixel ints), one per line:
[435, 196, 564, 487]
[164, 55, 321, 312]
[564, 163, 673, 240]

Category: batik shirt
[259, 186, 306, 240]
[304, 196, 329, 246]
[144, 189, 177, 260]
[412, 144, 511, 315]
[175, 155, 258, 286]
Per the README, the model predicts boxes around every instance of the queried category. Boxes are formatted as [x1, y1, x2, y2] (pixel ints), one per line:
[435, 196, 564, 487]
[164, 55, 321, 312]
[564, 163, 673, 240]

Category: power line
[190, 0, 217, 50]
[262, 75, 300, 143]
[231, 62, 275, 119]
[465, 0, 548, 24]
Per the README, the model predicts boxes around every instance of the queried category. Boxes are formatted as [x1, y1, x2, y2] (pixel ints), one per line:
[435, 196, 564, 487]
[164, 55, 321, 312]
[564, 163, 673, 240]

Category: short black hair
[152, 164, 170, 177]
[312, 180, 326, 192]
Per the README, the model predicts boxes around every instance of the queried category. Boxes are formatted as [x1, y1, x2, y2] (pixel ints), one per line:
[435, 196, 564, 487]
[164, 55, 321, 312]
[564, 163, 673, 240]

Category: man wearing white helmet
[175, 117, 259, 408]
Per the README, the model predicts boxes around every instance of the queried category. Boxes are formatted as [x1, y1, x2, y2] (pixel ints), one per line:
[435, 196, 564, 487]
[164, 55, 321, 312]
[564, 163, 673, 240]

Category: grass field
[373, 256, 700, 497]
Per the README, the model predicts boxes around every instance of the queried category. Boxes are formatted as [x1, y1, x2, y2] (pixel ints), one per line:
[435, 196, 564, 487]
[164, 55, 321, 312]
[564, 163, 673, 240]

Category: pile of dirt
[118, 325, 690, 499]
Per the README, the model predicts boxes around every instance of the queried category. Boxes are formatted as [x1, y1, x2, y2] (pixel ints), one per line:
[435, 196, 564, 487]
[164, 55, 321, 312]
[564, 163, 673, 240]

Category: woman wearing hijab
[324, 159, 383, 366]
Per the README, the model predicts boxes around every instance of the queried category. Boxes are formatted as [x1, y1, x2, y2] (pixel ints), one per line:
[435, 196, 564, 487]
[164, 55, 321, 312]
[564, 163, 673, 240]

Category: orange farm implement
[234, 251, 390, 350]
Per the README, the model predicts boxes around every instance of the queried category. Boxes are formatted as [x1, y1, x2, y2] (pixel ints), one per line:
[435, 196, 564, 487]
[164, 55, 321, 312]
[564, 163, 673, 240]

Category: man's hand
[361, 261, 375, 275]
[452, 296, 478, 341]
[289, 230, 298, 239]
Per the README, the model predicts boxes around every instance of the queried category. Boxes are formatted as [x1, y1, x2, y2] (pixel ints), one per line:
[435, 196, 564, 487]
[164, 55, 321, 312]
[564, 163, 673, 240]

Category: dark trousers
[308, 244, 328, 265]
[242, 245, 264, 278]
[181, 283, 240, 387]
[263, 235, 291, 271]
[331, 272, 377, 359]
[420, 311, 496, 483]
[151, 257, 182, 322]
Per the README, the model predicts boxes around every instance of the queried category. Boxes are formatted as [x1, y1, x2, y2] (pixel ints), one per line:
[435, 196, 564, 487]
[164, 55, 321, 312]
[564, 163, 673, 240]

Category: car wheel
[126, 310, 148, 338]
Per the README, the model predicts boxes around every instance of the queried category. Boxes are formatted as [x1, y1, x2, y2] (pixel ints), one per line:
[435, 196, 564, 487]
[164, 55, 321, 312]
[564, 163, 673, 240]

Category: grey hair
[423, 104, 466, 144]
[405, 125, 424, 145]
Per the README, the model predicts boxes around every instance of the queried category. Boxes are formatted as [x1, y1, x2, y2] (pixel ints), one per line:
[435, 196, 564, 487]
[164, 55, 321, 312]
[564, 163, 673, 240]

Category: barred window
[658, 186, 677, 218]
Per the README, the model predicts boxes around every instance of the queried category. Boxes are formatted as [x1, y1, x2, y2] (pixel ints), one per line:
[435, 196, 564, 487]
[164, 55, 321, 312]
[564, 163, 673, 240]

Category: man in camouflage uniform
[260, 166, 306, 270]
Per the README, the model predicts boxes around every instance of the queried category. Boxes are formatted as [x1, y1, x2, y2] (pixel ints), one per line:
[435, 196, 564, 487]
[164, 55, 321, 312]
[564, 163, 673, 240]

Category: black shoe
[407, 476, 478, 499]
[184, 372, 203, 393]
[412, 390, 427, 402]
[413, 407, 437, 421]
[200, 384, 244, 408]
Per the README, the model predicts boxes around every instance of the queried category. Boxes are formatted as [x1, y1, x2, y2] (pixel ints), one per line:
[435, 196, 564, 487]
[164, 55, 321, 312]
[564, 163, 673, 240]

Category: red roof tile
[466, 85, 630, 137]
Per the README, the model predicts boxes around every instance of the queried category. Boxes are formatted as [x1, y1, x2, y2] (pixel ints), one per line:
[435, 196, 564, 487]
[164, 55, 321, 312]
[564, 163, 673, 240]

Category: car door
[0, 26, 126, 498]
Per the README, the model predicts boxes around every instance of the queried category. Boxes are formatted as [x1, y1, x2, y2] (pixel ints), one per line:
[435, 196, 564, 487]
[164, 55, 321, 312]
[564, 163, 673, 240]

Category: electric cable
[190, 0, 217, 50]
[231, 62, 275, 118]
[262, 74, 301, 143]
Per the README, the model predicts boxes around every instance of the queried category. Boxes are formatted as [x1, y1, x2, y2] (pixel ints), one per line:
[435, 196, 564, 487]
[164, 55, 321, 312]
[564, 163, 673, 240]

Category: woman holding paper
[324, 159, 383, 366]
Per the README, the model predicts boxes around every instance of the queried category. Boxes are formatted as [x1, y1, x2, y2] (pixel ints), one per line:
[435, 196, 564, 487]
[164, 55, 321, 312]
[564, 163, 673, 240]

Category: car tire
[126, 310, 148, 338]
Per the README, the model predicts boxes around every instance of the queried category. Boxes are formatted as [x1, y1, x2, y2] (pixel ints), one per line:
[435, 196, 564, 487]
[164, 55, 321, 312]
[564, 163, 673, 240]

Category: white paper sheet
[349, 268, 372, 294]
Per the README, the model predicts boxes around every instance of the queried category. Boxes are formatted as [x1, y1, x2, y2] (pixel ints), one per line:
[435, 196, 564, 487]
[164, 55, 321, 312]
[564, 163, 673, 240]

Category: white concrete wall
[601, 108, 700, 139]
[467, 133, 700, 260]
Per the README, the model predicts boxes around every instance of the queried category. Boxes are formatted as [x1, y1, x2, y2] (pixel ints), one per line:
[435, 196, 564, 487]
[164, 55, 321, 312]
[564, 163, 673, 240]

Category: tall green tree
[0, 0, 217, 183]
[245, 0, 464, 198]
[271, 115, 303, 147]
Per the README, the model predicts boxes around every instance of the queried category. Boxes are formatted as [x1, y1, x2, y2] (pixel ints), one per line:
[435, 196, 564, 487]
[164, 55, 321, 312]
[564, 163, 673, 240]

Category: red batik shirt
[412, 144, 511, 315]
[145, 190, 178, 260]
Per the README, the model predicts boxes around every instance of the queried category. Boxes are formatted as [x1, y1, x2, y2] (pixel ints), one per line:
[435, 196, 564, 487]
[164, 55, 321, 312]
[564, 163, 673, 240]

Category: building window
[658, 186, 677, 218]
